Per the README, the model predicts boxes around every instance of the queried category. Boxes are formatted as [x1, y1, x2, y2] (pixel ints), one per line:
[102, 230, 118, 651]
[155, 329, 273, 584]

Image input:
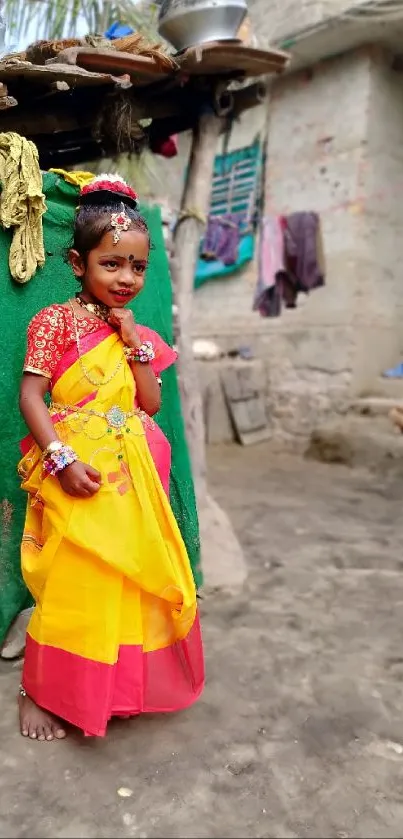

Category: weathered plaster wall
[260, 49, 371, 443]
[147, 41, 403, 446]
[145, 106, 267, 344]
[261, 46, 403, 444]
[184, 50, 371, 445]
[248, 0, 377, 45]
[355, 49, 403, 394]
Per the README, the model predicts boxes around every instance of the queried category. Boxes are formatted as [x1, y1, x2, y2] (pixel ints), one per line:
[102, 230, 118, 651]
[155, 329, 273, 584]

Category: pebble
[118, 787, 134, 798]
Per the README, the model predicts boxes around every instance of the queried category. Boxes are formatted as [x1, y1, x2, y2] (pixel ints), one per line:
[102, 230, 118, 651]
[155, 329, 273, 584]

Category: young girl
[17, 174, 204, 741]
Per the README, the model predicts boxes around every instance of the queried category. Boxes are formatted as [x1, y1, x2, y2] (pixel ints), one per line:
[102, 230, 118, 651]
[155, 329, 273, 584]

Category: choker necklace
[75, 294, 110, 322]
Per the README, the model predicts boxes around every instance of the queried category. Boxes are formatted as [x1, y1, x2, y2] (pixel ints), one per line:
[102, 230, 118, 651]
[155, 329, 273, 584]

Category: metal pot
[157, 0, 248, 52]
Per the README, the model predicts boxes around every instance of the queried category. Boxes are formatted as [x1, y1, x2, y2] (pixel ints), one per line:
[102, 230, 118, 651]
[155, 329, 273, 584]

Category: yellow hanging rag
[0, 132, 46, 283]
[49, 168, 95, 189]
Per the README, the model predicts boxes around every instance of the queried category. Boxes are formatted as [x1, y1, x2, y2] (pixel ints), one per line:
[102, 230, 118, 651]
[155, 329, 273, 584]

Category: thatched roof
[0, 36, 288, 166]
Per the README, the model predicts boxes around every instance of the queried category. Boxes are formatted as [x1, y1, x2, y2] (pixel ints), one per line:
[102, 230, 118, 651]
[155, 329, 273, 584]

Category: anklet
[19, 684, 27, 697]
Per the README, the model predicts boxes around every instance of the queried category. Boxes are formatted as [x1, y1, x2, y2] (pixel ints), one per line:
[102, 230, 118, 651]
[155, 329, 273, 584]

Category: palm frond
[4, 0, 159, 46]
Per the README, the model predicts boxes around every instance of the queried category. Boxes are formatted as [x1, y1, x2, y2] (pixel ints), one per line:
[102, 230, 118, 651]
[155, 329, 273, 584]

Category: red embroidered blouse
[23, 305, 105, 379]
[24, 304, 177, 380]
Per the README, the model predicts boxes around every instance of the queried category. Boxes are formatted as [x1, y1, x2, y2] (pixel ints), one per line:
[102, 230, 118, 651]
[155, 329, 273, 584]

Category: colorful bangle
[124, 341, 155, 364]
[123, 347, 138, 363]
[42, 440, 64, 460]
[43, 444, 78, 476]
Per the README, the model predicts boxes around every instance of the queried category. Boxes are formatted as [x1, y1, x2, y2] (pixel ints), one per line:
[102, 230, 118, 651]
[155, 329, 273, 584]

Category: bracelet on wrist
[124, 341, 155, 364]
[43, 444, 78, 476]
[42, 440, 64, 460]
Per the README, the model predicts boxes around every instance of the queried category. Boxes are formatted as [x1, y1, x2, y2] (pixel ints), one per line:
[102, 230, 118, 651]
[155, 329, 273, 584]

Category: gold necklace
[69, 302, 124, 388]
[75, 294, 110, 322]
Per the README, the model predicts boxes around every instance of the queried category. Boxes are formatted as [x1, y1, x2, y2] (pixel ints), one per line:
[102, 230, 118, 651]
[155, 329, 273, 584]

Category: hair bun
[80, 174, 138, 209]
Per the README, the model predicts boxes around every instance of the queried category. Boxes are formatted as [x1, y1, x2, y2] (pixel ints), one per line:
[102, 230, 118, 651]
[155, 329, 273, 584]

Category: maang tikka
[110, 204, 131, 244]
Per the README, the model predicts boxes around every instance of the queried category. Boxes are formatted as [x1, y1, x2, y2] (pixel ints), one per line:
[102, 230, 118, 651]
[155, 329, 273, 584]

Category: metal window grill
[208, 136, 262, 226]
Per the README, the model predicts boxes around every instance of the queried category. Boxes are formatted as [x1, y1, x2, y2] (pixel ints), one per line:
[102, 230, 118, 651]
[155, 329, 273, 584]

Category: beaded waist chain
[50, 402, 154, 433]
[18, 403, 155, 484]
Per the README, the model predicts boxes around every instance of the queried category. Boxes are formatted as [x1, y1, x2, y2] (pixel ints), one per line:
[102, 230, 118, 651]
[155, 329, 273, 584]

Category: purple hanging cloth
[284, 212, 325, 304]
[201, 213, 244, 266]
[253, 212, 326, 318]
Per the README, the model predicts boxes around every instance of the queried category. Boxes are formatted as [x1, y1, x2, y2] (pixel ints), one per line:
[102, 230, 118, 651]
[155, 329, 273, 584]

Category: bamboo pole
[170, 108, 223, 501]
[170, 107, 247, 592]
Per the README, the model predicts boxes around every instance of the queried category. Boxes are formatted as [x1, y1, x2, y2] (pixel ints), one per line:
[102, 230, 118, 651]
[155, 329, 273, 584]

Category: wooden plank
[178, 42, 289, 77]
[221, 364, 271, 446]
[198, 362, 235, 445]
[0, 85, 112, 139]
[0, 110, 83, 135]
[49, 47, 173, 86]
[0, 61, 119, 87]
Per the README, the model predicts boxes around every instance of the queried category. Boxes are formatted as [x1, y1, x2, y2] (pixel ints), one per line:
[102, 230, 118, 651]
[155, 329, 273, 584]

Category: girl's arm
[21, 306, 100, 497]
[19, 373, 101, 497]
[20, 373, 60, 450]
[129, 361, 161, 416]
[108, 308, 161, 416]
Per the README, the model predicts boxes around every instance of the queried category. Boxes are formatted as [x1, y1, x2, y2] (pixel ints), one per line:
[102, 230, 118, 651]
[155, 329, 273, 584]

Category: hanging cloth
[49, 169, 95, 189]
[201, 213, 243, 266]
[195, 137, 261, 287]
[253, 215, 286, 316]
[0, 132, 46, 283]
[254, 212, 326, 317]
[283, 212, 325, 304]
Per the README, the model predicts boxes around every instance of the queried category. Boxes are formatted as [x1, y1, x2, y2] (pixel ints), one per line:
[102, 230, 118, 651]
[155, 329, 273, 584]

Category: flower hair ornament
[79, 173, 139, 244]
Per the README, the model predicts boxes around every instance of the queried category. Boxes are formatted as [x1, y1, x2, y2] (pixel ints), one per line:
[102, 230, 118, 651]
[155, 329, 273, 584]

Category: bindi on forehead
[128, 254, 147, 264]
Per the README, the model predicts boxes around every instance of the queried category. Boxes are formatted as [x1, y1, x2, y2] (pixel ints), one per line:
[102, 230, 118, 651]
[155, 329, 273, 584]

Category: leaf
[4, 0, 159, 44]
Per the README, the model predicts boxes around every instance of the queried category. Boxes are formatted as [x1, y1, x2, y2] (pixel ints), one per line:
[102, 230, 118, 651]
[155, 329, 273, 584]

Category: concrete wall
[145, 105, 267, 346]
[260, 47, 403, 442]
[248, 0, 378, 45]
[259, 49, 371, 443]
[357, 50, 403, 393]
[146, 42, 403, 446]
[183, 51, 373, 446]
[195, 47, 403, 446]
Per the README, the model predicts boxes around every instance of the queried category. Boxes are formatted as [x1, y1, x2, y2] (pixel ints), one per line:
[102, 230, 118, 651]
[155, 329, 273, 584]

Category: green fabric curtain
[0, 171, 202, 647]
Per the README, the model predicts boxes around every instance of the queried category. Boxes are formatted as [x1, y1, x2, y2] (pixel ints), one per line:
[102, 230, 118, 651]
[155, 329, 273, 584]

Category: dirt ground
[2, 444, 403, 839]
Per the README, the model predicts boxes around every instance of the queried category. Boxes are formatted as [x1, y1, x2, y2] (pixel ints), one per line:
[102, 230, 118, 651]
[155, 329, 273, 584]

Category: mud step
[362, 377, 403, 400]
[306, 415, 403, 472]
[351, 397, 403, 417]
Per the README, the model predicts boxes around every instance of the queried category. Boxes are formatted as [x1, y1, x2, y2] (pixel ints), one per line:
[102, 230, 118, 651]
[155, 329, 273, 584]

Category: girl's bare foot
[18, 692, 67, 741]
